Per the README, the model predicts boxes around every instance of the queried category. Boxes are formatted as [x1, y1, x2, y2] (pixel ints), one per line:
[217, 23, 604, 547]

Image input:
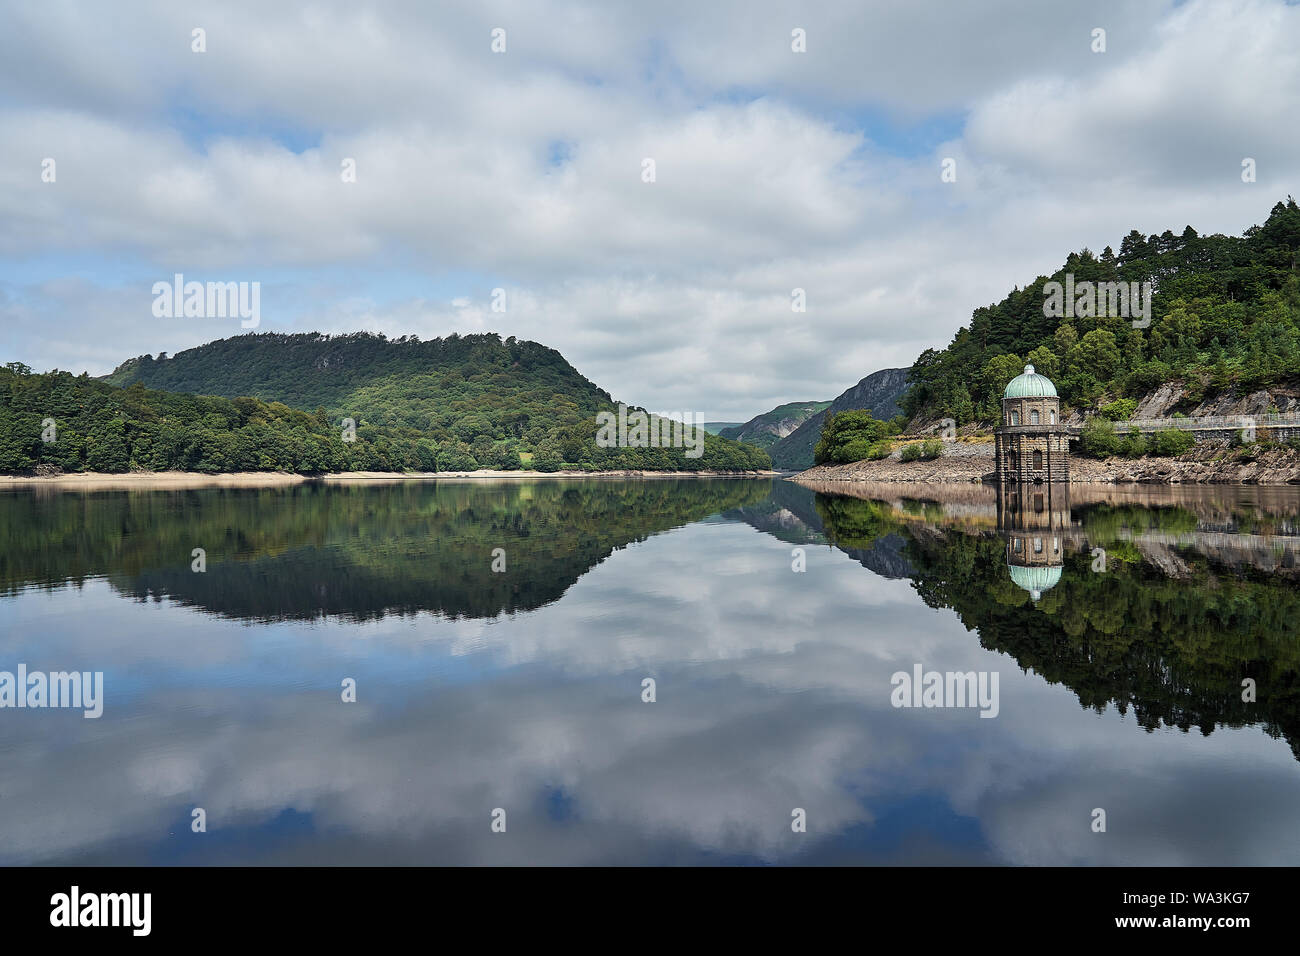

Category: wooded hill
[901, 198, 1300, 425]
[0, 332, 770, 474]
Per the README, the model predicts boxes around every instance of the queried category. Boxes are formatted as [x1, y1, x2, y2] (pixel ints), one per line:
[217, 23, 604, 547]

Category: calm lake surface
[2, 477, 1299, 865]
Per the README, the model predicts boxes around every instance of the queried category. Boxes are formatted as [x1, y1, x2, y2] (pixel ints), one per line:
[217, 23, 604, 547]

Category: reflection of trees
[814, 494, 901, 550]
[814, 491, 1300, 761]
[1076, 503, 1200, 539]
[0, 480, 769, 622]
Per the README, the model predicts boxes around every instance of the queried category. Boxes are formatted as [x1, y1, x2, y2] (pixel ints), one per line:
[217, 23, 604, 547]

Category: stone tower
[994, 364, 1069, 483]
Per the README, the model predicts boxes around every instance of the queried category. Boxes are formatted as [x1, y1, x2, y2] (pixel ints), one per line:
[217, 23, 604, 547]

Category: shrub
[1151, 428, 1195, 457]
[921, 439, 944, 460]
[900, 442, 923, 462]
[838, 439, 877, 463]
[1079, 419, 1153, 458]
[1099, 398, 1137, 421]
[1079, 418, 1119, 458]
[1120, 428, 1148, 458]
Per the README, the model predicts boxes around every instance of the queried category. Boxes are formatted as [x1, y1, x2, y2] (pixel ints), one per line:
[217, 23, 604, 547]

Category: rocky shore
[795, 440, 1300, 484]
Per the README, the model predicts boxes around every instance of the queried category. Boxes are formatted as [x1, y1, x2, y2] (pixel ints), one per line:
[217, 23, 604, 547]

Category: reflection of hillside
[811, 485, 1300, 761]
[723, 478, 826, 546]
[728, 480, 915, 579]
[0, 480, 770, 622]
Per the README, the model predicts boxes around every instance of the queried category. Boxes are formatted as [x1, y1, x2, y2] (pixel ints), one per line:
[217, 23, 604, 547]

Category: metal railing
[1118, 413, 1300, 432]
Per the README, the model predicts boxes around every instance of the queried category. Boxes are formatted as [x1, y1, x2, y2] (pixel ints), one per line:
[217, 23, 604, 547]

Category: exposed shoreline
[0, 469, 778, 488]
[793, 440, 1300, 485]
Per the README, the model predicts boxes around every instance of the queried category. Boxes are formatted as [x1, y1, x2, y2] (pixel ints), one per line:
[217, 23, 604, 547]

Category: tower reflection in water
[997, 480, 1072, 604]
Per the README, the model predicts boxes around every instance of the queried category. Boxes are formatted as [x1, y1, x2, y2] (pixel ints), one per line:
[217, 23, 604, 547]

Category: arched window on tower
[1049, 409, 1056, 425]
[1032, 449, 1043, 470]
[1030, 409, 1040, 424]
[1010, 410, 1019, 425]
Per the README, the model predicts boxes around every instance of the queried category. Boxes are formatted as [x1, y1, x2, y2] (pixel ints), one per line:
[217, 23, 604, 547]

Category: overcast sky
[2, 0, 1298, 420]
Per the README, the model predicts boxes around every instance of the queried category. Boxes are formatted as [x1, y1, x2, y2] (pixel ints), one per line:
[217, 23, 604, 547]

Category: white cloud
[0, 0, 1296, 419]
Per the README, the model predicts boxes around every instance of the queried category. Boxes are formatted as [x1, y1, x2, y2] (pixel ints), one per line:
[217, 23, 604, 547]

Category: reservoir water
[1, 477, 1298, 865]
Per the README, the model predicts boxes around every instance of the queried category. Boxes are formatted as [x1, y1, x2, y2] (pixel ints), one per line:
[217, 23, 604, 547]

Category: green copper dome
[1007, 563, 1062, 602]
[1004, 364, 1058, 399]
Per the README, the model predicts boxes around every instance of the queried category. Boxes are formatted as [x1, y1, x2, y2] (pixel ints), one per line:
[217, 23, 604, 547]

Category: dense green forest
[0, 479, 770, 620]
[1, 332, 769, 473]
[901, 198, 1300, 425]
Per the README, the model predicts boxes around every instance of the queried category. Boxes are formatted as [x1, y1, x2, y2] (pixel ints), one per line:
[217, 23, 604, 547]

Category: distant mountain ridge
[768, 368, 909, 470]
[702, 422, 742, 435]
[718, 401, 831, 449]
